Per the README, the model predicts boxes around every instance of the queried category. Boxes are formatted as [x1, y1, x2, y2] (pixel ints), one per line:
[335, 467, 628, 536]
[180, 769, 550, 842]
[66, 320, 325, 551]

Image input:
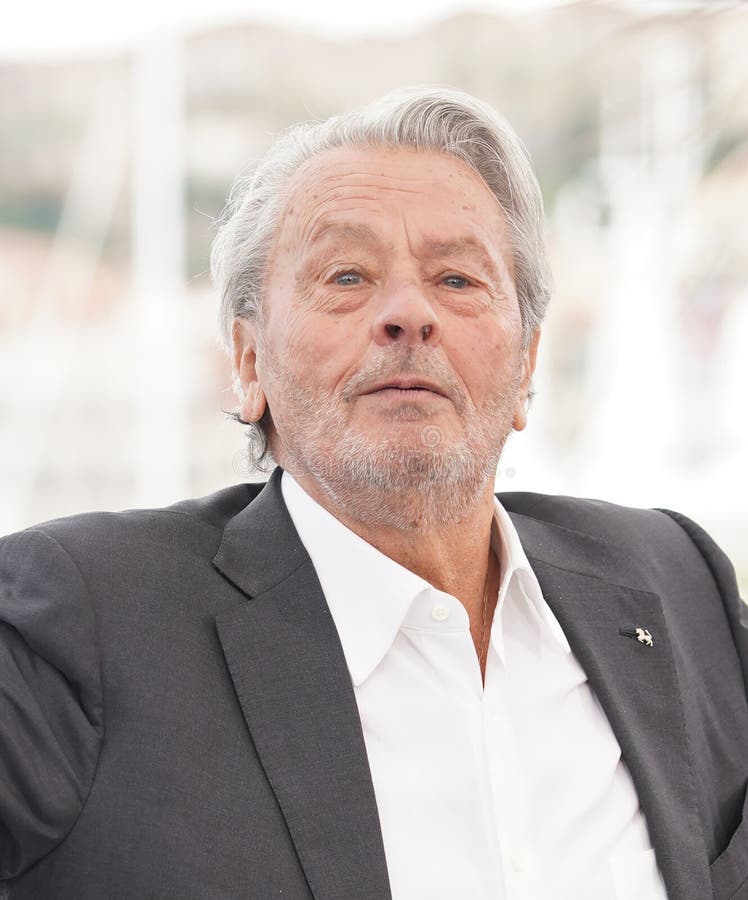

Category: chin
[355, 419, 461, 451]
[323, 441, 499, 529]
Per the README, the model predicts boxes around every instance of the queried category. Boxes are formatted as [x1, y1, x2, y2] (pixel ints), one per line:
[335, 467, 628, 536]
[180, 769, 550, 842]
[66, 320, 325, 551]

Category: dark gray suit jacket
[1, 469, 747, 899]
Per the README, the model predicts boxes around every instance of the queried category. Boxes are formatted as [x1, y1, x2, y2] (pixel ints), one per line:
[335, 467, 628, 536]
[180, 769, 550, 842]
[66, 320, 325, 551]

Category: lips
[362, 379, 448, 397]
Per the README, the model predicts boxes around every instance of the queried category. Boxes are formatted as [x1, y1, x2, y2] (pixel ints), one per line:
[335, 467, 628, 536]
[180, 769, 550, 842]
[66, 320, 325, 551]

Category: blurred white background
[1, 0, 746, 591]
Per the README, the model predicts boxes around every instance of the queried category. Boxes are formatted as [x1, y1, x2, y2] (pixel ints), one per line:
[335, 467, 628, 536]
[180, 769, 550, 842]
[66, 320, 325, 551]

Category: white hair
[210, 85, 552, 464]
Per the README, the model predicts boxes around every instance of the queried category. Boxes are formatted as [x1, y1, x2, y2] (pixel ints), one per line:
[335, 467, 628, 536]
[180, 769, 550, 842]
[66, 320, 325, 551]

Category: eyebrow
[422, 237, 503, 283]
[306, 221, 380, 246]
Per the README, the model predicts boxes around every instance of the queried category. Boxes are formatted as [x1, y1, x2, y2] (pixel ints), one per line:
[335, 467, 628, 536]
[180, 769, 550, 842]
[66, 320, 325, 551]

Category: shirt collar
[281, 471, 569, 686]
[491, 499, 572, 660]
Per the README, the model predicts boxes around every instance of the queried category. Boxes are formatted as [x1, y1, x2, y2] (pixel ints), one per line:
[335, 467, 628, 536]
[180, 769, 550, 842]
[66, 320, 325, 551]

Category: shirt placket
[482, 640, 542, 900]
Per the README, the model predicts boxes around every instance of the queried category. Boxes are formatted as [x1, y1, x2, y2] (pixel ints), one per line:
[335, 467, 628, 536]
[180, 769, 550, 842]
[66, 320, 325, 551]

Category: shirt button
[431, 604, 450, 622]
[510, 849, 533, 874]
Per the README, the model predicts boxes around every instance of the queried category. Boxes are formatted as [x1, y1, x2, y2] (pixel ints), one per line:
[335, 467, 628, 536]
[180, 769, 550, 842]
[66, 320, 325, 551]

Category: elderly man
[1, 88, 746, 900]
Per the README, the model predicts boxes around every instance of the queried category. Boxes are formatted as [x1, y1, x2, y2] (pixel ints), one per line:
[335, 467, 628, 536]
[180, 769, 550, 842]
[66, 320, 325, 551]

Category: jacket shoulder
[497, 490, 736, 589]
[499, 489, 656, 522]
[3, 482, 265, 547]
[498, 490, 678, 541]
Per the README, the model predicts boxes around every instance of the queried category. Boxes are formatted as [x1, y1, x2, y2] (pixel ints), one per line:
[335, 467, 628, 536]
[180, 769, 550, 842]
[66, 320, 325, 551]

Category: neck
[287, 468, 498, 614]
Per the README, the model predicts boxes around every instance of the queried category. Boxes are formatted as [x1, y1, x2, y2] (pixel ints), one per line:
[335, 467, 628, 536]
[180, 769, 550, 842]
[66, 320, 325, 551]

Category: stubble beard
[265, 346, 522, 532]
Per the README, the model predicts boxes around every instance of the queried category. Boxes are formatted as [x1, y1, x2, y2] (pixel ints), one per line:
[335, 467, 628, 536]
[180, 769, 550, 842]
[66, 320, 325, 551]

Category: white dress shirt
[281, 472, 669, 900]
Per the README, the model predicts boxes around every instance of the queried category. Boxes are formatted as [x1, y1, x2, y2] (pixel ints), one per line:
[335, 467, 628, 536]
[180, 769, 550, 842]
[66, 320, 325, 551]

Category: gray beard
[265, 345, 520, 531]
[281, 428, 506, 531]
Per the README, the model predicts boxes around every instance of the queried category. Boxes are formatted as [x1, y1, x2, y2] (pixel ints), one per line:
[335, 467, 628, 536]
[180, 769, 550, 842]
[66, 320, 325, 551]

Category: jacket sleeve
[658, 508, 748, 699]
[0, 528, 104, 880]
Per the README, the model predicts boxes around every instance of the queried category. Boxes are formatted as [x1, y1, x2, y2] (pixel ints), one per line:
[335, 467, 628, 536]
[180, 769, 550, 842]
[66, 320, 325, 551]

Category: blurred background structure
[1, 0, 746, 592]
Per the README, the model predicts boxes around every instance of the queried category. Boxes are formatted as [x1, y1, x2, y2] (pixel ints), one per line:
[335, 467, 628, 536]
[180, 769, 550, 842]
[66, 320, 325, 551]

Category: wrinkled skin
[233, 145, 539, 531]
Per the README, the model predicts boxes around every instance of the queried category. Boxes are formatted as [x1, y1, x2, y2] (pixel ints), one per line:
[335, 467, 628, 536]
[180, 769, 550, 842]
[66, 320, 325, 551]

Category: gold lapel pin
[619, 625, 654, 647]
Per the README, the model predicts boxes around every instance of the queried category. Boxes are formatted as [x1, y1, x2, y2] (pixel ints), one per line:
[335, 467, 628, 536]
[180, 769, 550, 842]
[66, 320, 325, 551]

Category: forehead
[276, 145, 508, 252]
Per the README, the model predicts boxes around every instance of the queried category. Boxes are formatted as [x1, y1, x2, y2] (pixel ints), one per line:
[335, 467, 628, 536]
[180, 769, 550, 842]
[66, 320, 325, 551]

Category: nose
[372, 281, 441, 347]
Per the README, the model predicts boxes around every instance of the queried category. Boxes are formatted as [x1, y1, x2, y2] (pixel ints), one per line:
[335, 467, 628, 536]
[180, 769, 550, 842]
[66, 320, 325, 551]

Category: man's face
[234, 145, 539, 524]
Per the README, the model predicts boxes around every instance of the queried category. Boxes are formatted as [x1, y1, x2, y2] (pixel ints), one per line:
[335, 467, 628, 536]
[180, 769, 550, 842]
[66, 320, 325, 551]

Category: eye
[331, 269, 363, 286]
[442, 274, 471, 289]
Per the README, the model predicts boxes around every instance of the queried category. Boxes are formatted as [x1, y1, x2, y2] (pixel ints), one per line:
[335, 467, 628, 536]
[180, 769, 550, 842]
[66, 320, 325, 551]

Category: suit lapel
[212, 471, 392, 900]
[510, 511, 711, 900]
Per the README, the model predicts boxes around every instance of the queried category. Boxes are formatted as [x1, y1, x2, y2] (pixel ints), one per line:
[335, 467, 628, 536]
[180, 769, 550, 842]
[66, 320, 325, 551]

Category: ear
[512, 328, 541, 432]
[232, 316, 267, 423]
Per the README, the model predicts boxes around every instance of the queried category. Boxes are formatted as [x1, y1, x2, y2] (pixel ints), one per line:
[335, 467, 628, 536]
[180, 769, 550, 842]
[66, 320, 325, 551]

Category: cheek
[273, 307, 370, 393]
[448, 320, 523, 399]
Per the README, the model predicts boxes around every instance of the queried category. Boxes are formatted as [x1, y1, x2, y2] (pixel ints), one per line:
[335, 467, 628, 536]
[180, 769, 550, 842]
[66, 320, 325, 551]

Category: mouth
[361, 379, 448, 398]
